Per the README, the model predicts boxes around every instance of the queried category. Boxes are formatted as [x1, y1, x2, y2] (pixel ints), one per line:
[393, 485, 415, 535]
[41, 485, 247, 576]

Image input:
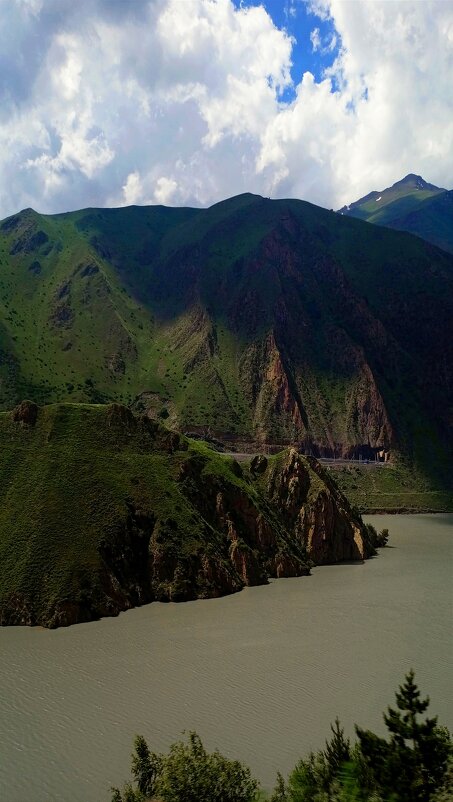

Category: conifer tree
[356, 671, 451, 801]
[324, 718, 351, 781]
[131, 734, 160, 797]
[270, 772, 288, 802]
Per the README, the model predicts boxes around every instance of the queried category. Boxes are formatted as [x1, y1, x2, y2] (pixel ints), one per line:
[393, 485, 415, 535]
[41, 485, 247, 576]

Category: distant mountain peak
[337, 172, 452, 254]
[392, 173, 443, 192]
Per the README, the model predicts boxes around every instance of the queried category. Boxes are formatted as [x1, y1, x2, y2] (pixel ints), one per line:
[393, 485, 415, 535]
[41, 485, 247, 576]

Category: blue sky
[233, 0, 341, 98]
[0, 0, 451, 218]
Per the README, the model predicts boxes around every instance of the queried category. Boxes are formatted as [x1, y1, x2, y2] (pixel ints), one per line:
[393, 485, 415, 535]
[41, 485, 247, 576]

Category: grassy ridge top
[339, 174, 453, 254]
[332, 462, 453, 514]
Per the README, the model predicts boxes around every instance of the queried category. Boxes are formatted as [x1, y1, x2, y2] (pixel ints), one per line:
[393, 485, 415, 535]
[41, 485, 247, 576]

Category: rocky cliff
[0, 403, 374, 628]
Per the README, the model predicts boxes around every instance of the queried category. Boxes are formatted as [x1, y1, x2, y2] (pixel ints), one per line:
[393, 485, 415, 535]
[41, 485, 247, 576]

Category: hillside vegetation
[1, 193, 452, 490]
[332, 463, 453, 513]
[0, 401, 373, 628]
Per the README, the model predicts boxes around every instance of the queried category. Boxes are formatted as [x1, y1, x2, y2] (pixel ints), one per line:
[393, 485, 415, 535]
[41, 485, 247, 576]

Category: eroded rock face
[177, 453, 306, 588]
[107, 402, 136, 428]
[250, 454, 268, 475]
[265, 449, 373, 564]
[3, 447, 369, 627]
[298, 491, 366, 563]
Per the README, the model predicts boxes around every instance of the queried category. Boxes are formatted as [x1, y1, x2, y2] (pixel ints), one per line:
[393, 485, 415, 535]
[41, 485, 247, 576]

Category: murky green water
[0, 514, 452, 801]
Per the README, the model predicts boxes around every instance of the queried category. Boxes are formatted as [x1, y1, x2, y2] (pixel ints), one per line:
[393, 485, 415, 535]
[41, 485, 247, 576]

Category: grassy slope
[331, 463, 453, 513]
[0, 197, 274, 430]
[0, 209, 156, 406]
[0, 402, 202, 621]
[339, 175, 453, 254]
[346, 189, 442, 226]
[387, 191, 453, 255]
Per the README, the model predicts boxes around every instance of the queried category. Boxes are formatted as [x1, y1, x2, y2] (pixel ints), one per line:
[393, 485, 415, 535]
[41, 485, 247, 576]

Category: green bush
[111, 731, 259, 802]
[366, 523, 390, 548]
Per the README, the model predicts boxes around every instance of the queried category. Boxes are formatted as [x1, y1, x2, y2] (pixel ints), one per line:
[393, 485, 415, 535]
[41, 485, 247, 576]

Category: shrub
[111, 731, 259, 802]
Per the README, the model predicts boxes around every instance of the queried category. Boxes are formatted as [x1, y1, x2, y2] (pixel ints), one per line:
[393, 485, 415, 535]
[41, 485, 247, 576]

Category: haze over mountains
[1, 185, 452, 479]
[339, 173, 453, 255]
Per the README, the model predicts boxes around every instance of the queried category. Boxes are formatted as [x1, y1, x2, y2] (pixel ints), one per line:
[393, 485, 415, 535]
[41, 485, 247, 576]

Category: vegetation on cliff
[112, 672, 452, 802]
[0, 401, 374, 628]
[365, 523, 389, 549]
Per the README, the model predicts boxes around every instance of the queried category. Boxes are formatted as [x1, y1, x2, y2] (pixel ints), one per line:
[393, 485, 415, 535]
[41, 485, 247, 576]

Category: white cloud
[257, 0, 453, 206]
[121, 171, 143, 206]
[0, 0, 452, 218]
[310, 27, 321, 52]
[154, 176, 178, 205]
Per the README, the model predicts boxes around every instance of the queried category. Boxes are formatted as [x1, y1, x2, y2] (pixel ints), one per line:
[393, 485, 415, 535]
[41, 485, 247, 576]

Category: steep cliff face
[0, 403, 373, 628]
[264, 449, 371, 563]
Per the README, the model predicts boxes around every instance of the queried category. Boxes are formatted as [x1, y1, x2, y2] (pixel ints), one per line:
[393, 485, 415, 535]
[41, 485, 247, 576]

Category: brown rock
[250, 454, 268, 474]
[12, 400, 38, 426]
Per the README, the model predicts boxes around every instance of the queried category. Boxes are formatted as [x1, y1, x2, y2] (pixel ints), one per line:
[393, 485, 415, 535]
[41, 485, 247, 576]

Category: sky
[1, 0, 452, 218]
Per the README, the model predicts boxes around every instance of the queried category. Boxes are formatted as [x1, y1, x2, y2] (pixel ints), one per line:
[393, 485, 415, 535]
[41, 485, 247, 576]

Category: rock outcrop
[265, 449, 370, 563]
[12, 400, 38, 426]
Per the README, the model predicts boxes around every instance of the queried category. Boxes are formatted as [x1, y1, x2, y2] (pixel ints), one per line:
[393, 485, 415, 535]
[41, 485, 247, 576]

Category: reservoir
[0, 514, 452, 801]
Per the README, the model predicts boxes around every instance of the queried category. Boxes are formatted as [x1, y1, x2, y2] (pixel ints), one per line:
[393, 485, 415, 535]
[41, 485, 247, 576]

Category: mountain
[0, 193, 453, 484]
[338, 173, 453, 254]
[0, 401, 373, 627]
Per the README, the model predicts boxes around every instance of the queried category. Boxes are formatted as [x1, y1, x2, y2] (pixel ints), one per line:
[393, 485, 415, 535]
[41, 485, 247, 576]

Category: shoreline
[361, 507, 453, 515]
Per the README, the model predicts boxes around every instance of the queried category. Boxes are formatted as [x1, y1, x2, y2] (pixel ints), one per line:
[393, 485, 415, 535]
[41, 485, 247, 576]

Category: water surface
[0, 514, 452, 801]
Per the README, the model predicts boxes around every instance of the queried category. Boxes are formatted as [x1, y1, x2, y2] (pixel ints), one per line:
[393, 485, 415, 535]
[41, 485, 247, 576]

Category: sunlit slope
[339, 174, 453, 254]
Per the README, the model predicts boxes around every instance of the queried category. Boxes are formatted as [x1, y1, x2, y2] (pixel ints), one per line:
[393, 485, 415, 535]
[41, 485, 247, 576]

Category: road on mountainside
[222, 452, 389, 468]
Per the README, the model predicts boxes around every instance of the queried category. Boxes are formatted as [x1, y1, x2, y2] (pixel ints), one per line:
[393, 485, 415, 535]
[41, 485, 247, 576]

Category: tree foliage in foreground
[356, 670, 452, 802]
[276, 672, 451, 802]
[111, 730, 259, 802]
[112, 673, 451, 802]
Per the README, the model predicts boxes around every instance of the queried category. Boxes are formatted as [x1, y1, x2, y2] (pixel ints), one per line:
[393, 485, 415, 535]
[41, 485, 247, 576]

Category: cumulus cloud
[257, 0, 453, 206]
[0, 0, 452, 217]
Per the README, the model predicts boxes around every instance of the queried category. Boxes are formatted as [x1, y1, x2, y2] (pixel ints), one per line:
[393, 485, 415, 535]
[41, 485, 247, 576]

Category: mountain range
[1, 177, 453, 625]
[338, 173, 453, 254]
[0, 184, 452, 487]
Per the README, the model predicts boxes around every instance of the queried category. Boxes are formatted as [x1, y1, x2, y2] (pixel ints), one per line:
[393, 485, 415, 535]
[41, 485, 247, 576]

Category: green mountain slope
[338, 173, 453, 254]
[1, 194, 453, 483]
[0, 401, 372, 627]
